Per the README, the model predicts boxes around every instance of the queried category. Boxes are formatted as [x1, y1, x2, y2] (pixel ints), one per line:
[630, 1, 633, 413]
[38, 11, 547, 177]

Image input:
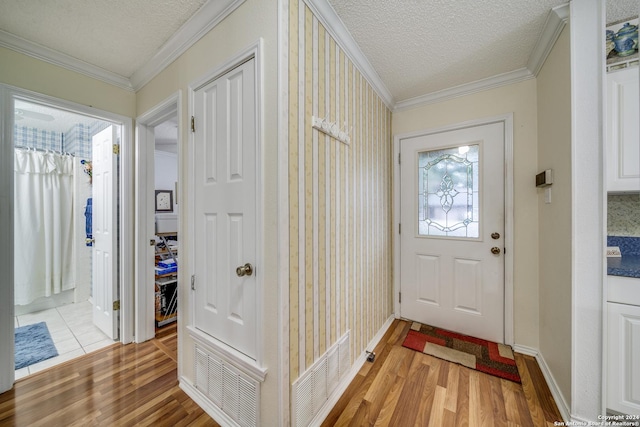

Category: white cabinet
[607, 302, 640, 415]
[607, 67, 639, 193]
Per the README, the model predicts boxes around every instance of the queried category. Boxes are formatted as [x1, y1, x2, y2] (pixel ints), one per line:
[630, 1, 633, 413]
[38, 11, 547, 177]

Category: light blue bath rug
[15, 322, 58, 370]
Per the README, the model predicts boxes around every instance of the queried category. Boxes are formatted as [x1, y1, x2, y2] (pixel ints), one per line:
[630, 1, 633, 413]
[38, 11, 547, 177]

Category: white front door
[399, 122, 505, 343]
[193, 58, 257, 359]
[92, 125, 119, 340]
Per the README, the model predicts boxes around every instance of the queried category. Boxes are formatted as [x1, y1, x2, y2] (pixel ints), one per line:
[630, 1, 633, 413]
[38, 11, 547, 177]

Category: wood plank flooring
[1, 319, 563, 426]
[0, 323, 218, 427]
[322, 319, 564, 427]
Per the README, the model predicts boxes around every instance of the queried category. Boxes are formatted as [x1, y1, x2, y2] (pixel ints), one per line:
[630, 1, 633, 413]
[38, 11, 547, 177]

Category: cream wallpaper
[608, 194, 640, 236]
[287, 0, 393, 382]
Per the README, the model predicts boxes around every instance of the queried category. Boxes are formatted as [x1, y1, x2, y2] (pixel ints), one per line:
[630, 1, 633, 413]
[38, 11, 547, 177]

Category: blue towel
[85, 197, 92, 246]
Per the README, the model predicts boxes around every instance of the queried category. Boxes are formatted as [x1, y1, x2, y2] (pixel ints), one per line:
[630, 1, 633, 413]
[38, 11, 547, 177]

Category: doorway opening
[152, 115, 179, 335]
[13, 97, 122, 379]
[134, 94, 180, 344]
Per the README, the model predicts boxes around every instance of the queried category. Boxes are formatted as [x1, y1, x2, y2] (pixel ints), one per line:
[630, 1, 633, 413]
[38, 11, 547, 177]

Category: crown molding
[129, 0, 245, 91]
[394, 3, 569, 112]
[394, 67, 534, 112]
[303, 0, 395, 109]
[0, 0, 244, 93]
[0, 29, 134, 91]
[527, 3, 570, 77]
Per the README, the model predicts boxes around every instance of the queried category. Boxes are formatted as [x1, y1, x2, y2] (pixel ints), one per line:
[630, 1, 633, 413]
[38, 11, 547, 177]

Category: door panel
[416, 254, 440, 305]
[194, 58, 257, 360]
[92, 125, 118, 340]
[400, 122, 504, 343]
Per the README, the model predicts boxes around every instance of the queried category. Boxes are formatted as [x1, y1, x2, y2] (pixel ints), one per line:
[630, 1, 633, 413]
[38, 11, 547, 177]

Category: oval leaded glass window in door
[418, 143, 480, 238]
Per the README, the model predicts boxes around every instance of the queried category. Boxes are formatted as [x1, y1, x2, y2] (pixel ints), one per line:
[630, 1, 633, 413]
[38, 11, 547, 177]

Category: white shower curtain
[14, 149, 75, 305]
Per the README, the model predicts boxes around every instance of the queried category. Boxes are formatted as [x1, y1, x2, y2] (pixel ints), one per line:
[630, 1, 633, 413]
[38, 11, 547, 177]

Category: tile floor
[14, 300, 115, 380]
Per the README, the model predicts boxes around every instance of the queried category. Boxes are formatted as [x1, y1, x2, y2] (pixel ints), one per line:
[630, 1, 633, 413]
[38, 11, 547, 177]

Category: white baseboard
[512, 344, 571, 422]
[179, 377, 240, 427]
[310, 315, 395, 427]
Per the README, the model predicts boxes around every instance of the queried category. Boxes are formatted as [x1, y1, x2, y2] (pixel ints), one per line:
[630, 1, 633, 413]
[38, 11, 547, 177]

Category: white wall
[393, 79, 540, 349]
[537, 25, 572, 406]
[569, 0, 605, 421]
[154, 150, 178, 212]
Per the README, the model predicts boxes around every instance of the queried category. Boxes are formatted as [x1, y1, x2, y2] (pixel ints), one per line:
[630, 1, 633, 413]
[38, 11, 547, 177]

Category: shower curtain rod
[14, 146, 75, 156]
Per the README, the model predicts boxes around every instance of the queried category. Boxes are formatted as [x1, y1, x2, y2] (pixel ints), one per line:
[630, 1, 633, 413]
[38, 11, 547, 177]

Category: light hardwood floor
[322, 319, 564, 427]
[0, 323, 218, 427]
[1, 319, 562, 426]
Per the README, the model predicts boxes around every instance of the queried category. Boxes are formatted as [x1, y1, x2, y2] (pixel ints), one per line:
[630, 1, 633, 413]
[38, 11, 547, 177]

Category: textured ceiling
[328, 0, 638, 103]
[0, 0, 638, 106]
[0, 0, 206, 78]
[607, 0, 640, 24]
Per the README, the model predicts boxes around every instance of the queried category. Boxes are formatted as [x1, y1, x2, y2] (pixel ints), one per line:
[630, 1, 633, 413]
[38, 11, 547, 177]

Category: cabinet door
[607, 302, 640, 414]
[607, 67, 639, 193]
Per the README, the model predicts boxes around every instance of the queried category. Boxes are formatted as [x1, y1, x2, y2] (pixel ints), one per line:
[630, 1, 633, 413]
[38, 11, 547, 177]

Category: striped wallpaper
[287, 0, 394, 382]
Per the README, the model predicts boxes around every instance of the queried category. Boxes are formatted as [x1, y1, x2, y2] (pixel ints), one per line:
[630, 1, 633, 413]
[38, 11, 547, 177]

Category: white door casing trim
[0, 84, 134, 392]
[277, 0, 291, 424]
[135, 92, 182, 344]
[186, 39, 265, 369]
[393, 113, 514, 345]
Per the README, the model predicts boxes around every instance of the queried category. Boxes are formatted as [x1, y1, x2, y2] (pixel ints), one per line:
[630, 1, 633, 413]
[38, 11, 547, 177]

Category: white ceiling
[14, 99, 108, 134]
[0, 0, 638, 107]
[0, 0, 206, 78]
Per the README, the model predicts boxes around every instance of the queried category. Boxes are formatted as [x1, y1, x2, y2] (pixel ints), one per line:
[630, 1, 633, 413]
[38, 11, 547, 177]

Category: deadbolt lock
[491, 232, 500, 240]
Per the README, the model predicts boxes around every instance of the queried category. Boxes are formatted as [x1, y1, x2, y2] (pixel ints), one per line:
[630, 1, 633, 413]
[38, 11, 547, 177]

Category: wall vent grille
[292, 331, 350, 427]
[195, 345, 259, 427]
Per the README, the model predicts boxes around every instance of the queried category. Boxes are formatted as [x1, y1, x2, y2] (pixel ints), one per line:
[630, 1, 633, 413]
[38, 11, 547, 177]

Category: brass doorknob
[236, 263, 254, 277]
[491, 247, 501, 255]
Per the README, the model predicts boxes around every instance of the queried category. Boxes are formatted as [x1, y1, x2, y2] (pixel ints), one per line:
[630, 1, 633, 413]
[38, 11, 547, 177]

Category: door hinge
[113, 300, 120, 311]
[398, 152, 401, 164]
[113, 144, 120, 155]
[191, 274, 196, 291]
[191, 116, 196, 132]
[399, 292, 401, 304]
[399, 223, 401, 234]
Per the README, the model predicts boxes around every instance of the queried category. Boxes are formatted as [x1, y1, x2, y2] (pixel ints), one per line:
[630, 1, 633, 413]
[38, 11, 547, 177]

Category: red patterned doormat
[402, 322, 521, 383]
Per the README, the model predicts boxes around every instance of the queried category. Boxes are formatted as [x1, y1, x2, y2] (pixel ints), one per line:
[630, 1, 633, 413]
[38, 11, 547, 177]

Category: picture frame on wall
[155, 190, 173, 212]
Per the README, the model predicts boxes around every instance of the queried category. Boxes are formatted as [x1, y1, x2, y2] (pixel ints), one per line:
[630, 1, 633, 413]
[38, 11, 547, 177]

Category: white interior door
[399, 122, 505, 343]
[193, 58, 257, 360]
[92, 125, 119, 340]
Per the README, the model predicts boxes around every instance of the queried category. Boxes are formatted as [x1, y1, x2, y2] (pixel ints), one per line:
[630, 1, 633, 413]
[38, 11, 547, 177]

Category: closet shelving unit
[155, 232, 178, 327]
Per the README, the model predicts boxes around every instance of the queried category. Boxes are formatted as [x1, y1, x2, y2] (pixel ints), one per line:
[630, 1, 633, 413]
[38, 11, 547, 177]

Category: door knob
[236, 263, 253, 277]
[491, 232, 500, 240]
[491, 247, 501, 255]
